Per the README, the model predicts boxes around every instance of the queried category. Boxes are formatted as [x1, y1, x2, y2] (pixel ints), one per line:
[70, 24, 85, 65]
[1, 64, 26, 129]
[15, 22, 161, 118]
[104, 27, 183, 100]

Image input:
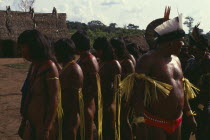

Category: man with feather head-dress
[120, 7, 198, 140]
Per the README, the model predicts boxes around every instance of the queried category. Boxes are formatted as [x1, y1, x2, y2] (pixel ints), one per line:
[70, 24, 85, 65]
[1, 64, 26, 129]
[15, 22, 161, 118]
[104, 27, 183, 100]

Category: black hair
[93, 37, 115, 61]
[110, 37, 131, 60]
[54, 38, 76, 62]
[126, 43, 141, 60]
[156, 29, 185, 44]
[71, 30, 90, 51]
[18, 30, 53, 61]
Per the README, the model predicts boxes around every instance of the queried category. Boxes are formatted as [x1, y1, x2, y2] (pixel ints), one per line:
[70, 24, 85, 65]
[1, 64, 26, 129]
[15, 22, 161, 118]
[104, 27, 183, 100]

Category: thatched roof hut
[0, 8, 69, 41]
[123, 35, 149, 51]
[0, 8, 70, 57]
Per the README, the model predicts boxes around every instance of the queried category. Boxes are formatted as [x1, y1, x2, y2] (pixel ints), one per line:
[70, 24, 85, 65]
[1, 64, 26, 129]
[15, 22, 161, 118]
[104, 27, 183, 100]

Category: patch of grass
[3, 63, 30, 69]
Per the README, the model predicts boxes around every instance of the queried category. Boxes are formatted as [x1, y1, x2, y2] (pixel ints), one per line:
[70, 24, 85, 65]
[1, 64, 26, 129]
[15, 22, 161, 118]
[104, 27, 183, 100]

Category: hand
[187, 116, 197, 135]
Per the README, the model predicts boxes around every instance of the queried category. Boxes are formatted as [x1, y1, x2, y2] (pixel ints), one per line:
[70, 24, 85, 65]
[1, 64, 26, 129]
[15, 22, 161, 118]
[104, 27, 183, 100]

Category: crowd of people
[17, 7, 210, 140]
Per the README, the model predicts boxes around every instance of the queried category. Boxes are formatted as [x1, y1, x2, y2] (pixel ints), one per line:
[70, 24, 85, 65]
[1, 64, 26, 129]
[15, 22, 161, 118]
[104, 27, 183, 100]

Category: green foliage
[184, 16, 194, 34]
[67, 20, 145, 48]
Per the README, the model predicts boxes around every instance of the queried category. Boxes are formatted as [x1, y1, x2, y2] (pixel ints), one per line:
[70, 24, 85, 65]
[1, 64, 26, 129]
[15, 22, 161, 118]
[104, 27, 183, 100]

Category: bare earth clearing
[0, 58, 29, 140]
[0, 58, 195, 140]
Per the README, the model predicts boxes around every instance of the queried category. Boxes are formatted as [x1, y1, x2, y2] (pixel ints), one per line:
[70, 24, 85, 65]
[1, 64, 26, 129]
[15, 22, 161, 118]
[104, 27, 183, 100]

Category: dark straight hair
[110, 37, 131, 60]
[18, 30, 53, 61]
[126, 43, 141, 60]
[54, 38, 76, 62]
[71, 30, 91, 51]
[93, 37, 115, 61]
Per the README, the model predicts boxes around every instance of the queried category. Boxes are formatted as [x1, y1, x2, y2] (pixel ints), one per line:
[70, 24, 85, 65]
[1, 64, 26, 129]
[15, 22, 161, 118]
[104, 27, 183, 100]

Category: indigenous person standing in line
[54, 38, 84, 140]
[71, 31, 99, 140]
[93, 37, 122, 140]
[120, 8, 197, 140]
[111, 37, 136, 75]
[183, 25, 210, 140]
[111, 37, 135, 140]
[18, 30, 62, 140]
[126, 43, 142, 63]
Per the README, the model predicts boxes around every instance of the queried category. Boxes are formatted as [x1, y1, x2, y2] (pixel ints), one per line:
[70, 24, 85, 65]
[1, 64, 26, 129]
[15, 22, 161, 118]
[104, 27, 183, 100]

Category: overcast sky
[0, 0, 210, 33]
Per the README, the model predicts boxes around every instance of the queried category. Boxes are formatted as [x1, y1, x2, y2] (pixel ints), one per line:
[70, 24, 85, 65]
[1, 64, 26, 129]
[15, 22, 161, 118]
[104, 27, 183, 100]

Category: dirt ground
[0, 58, 196, 140]
[0, 58, 29, 140]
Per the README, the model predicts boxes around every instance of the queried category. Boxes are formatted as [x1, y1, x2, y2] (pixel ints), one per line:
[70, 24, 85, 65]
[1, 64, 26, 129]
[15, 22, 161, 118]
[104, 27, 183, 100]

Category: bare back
[77, 53, 99, 140]
[99, 60, 121, 105]
[60, 62, 83, 115]
[59, 62, 83, 140]
[78, 53, 99, 102]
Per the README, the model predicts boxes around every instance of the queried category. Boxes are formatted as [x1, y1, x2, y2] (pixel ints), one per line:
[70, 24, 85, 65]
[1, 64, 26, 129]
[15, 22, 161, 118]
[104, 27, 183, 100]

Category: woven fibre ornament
[155, 14, 183, 36]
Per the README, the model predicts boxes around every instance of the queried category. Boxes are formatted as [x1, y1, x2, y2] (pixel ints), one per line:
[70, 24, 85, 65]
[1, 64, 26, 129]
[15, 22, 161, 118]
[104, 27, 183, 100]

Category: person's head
[54, 38, 76, 63]
[93, 37, 115, 61]
[154, 14, 185, 55]
[18, 30, 52, 62]
[189, 26, 209, 59]
[71, 30, 90, 53]
[163, 37, 185, 55]
[126, 43, 141, 60]
[110, 37, 130, 60]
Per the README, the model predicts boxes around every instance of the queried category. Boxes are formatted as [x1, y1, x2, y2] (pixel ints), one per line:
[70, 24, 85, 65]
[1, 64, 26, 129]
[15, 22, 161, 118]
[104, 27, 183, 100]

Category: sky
[0, 0, 210, 33]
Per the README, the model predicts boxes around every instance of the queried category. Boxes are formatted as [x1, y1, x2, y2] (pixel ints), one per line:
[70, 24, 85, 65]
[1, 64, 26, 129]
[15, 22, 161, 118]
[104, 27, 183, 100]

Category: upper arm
[45, 62, 60, 99]
[85, 57, 99, 75]
[136, 53, 152, 75]
[113, 60, 122, 76]
[132, 53, 153, 100]
[69, 64, 84, 90]
[121, 59, 135, 79]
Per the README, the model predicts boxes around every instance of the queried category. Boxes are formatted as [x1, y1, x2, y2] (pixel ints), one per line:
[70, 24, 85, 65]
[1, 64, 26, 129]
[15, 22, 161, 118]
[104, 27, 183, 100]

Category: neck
[156, 45, 172, 58]
[80, 50, 90, 59]
[61, 59, 73, 67]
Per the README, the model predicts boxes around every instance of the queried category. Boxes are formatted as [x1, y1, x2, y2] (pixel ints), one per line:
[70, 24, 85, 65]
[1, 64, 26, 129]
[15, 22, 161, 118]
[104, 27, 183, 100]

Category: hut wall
[0, 10, 70, 58]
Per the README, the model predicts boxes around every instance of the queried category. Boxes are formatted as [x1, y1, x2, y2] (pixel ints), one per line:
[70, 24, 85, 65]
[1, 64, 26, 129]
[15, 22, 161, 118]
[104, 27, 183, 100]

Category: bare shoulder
[172, 54, 180, 61]
[39, 60, 59, 76]
[121, 59, 133, 66]
[172, 55, 181, 65]
[111, 60, 122, 74]
[70, 62, 83, 78]
[85, 54, 99, 72]
[136, 51, 154, 74]
[112, 60, 121, 69]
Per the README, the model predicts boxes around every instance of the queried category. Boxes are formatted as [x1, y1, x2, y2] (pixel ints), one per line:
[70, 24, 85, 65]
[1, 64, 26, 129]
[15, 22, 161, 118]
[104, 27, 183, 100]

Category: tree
[127, 23, 139, 30]
[18, 0, 35, 12]
[183, 16, 194, 34]
[206, 31, 210, 36]
[109, 23, 117, 28]
[88, 20, 105, 27]
[199, 29, 204, 34]
[66, 21, 88, 31]
[87, 20, 107, 32]
[108, 23, 117, 33]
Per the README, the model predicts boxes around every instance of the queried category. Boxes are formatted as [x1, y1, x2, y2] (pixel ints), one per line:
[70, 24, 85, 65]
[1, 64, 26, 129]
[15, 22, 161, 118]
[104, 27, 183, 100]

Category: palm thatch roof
[0, 8, 70, 41]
